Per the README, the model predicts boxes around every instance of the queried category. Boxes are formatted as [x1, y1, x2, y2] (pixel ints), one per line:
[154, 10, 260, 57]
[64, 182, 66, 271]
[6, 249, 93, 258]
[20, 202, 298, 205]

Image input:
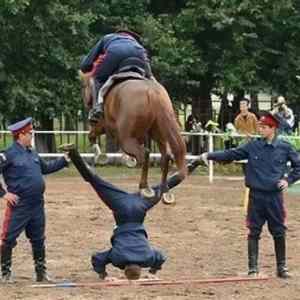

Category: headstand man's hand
[149, 267, 158, 274]
[98, 271, 108, 280]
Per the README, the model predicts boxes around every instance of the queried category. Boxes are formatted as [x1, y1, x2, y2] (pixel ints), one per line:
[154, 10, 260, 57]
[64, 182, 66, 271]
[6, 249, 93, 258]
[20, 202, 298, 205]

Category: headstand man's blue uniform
[67, 147, 200, 279]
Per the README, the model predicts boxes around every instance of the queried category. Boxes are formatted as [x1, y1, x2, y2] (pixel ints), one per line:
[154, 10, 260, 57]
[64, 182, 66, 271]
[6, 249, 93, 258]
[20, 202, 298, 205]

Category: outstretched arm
[166, 160, 202, 189]
[207, 142, 250, 162]
[145, 160, 202, 209]
[39, 156, 68, 175]
[287, 146, 300, 185]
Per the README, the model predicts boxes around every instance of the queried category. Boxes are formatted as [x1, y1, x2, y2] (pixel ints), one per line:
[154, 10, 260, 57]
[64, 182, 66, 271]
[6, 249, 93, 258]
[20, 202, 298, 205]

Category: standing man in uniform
[62, 145, 201, 280]
[0, 117, 69, 283]
[200, 113, 300, 278]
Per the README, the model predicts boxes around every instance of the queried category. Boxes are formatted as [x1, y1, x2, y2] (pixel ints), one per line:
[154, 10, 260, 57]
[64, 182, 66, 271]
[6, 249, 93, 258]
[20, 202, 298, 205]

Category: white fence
[1, 130, 299, 183]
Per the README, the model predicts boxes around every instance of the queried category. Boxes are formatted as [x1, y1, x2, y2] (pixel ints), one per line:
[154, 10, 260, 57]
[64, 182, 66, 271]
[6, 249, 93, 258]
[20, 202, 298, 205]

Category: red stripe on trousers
[90, 53, 106, 76]
[1, 204, 13, 244]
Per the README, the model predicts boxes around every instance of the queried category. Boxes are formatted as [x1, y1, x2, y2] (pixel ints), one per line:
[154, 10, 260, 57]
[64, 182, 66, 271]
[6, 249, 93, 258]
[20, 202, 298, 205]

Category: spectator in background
[272, 96, 295, 135]
[185, 114, 202, 153]
[234, 98, 258, 136]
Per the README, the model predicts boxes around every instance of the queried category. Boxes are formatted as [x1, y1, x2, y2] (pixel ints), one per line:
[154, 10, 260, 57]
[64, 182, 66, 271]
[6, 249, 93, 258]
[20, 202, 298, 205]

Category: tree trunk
[218, 93, 234, 131]
[35, 116, 56, 153]
[191, 82, 213, 155]
[250, 93, 259, 117]
[64, 114, 75, 130]
[192, 86, 212, 125]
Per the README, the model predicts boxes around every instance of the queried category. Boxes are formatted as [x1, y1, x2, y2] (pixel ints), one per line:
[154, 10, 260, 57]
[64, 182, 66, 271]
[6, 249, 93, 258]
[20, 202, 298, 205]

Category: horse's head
[79, 70, 94, 109]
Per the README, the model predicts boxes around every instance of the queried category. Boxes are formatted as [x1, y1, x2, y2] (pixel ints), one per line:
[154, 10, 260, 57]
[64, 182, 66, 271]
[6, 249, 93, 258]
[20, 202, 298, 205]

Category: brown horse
[81, 74, 187, 199]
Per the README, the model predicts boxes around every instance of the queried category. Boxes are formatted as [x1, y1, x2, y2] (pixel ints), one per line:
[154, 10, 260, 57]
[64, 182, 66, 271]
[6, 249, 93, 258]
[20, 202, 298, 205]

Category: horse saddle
[99, 57, 149, 100]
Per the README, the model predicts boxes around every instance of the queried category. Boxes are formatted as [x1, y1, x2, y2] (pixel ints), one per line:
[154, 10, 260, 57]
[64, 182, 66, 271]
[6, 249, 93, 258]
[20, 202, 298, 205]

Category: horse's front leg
[139, 148, 155, 198]
[88, 120, 108, 165]
[120, 138, 154, 197]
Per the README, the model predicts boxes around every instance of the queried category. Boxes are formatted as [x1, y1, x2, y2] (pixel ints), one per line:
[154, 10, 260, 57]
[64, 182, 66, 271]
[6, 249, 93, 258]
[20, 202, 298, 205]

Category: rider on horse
[80, 29, 153, 122]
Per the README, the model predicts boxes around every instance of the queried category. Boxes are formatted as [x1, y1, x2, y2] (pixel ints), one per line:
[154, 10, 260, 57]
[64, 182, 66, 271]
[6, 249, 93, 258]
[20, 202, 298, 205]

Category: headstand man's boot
[1, 245, 13, 283]
[274, 236, 290, 279]
[248, 238, 259, 276]
[33, 247, 52, 282]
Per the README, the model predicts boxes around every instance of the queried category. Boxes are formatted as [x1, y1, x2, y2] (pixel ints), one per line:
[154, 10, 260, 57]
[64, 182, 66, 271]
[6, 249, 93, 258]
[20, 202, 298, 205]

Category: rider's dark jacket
[80, 33, 149, 74]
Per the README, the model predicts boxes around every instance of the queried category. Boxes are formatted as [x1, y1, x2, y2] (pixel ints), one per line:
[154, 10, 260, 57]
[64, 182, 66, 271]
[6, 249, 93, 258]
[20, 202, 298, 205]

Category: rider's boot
[88, 86, 105, 123]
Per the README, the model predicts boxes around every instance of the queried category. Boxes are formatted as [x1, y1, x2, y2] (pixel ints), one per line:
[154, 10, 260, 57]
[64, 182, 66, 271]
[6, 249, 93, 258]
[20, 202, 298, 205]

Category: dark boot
[32, 247, 52, 282]
[274, 236, 290, 279]
[1, 245, 13, 283]
[248, 238, 259, 276]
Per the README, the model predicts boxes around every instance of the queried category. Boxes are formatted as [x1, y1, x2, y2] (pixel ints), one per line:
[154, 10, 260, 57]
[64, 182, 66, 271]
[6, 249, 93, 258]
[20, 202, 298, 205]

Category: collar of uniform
[14, 141, 29, 153]
[262, 137, 280, 148]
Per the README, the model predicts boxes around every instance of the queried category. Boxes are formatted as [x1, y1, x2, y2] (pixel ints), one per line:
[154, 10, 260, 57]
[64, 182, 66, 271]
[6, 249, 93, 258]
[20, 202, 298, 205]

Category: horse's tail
[149, 83, 187, 178]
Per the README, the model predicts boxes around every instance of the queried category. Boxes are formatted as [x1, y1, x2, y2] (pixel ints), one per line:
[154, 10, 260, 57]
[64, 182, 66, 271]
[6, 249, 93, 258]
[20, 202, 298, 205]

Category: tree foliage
[0, 0, 299, 128]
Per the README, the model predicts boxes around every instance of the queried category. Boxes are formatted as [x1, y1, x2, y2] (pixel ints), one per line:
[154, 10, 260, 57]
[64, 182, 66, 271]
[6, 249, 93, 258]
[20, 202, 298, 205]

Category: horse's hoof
[122, 154, 137, 168]
[140, 188, 155, 198]
[98, 153, 109, 165]
[91, 144, 107, 164]
[162, 192, 176, 205]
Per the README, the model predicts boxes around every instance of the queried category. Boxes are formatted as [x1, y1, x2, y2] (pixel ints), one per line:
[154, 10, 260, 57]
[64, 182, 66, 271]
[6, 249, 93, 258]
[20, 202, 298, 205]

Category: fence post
[32, 130, 36, 149]
[208, 133, 214, 183]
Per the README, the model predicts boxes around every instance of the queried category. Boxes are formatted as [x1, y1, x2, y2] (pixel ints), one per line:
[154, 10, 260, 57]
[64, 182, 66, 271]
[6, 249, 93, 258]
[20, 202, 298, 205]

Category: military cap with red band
[8, 117, 33, 136]
[258, 113, 279, 128]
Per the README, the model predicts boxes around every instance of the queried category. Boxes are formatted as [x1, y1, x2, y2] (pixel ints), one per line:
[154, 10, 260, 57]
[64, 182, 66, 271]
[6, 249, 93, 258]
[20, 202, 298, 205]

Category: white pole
[32, 130, 36, 148]
[208, 133, 214, 183]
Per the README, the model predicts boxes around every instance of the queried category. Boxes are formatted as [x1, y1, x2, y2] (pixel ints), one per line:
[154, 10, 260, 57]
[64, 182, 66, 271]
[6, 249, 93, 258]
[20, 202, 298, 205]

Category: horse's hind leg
[120, 138, 154, 197]
[159, 143, 175, 204]
[139, 148, 150, 190]
[160, 152, 171, 192]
